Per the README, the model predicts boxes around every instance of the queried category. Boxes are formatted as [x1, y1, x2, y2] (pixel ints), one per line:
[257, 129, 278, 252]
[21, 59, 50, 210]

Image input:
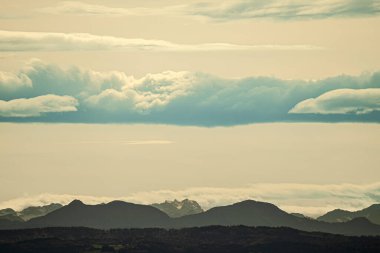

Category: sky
[0, 0, 380, 216]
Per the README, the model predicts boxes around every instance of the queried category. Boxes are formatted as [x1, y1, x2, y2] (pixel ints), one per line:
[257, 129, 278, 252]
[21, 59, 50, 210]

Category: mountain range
[0, 203, 62, 221]
[1, 199, 380, 236]
[317, 204, 380, 225]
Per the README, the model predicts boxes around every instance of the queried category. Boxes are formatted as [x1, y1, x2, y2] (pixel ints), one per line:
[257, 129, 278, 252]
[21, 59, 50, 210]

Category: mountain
[0, 208, 17, 217]
[291, 212, 313, 219]
[26, 200, 171, 229]
[1, 199, 380, 236]
[18, 203, 63, 221]
[174, 200, 380, 236]
[0, 208, 21, 222]
[151, 199, 203, 217]
[318, 204, 380, 225]
[0, 203, 63, 221]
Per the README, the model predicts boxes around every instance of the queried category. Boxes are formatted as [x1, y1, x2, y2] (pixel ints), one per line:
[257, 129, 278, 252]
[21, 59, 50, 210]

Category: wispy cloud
[1, 60, 380, 125]
[39, 1, 380, 21]
[0, 30, 320, 52]
[39, 1, 183, 17]
[188, 0, 380, 21]
[125, 140, 173, 145]
[78, 140, 173, 145]
[1, 182, 379, 217]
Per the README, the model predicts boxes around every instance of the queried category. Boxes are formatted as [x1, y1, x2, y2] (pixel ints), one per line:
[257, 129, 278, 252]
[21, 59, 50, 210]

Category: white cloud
[85, 71, 195, 113]
[0, 30, 322, 52]
[1, 182, 379, 217]
[0, 94, 78, 117]
[289, 88, 380, 114]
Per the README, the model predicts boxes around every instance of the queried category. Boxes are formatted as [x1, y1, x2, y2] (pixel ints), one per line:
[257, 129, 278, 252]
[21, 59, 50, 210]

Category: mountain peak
[68, 200, 85, 206]
[152, 199, 203, 218]
[232, 199, 278, 210]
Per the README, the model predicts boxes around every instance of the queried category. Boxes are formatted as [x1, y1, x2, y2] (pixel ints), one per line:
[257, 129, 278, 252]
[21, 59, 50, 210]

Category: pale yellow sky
[0, 0, 379, 78]
[1, 123, 380, 198]
[1, 123, 380, 215]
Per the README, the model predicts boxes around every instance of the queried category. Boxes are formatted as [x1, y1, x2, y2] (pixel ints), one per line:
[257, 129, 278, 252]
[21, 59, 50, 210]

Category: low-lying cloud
[1, 182, 379, 217]
[0, 59, 380, 125]
[0, 30, 319, 52]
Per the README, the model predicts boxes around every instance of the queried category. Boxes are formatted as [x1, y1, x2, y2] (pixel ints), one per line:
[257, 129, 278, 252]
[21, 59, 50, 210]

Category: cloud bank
[40, 1, 380, 21]
[1, 182, 380, 217]
[0, 30, 319, 52]
[1, 59, 380, 125]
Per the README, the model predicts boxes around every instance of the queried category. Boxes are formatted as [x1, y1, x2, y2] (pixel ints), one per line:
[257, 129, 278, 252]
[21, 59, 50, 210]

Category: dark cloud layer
[1, 60, 380, 126]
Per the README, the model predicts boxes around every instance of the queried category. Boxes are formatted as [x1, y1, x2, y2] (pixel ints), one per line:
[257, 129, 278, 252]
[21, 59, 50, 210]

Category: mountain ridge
[1, 199, 380, 236]
[318, 204, 380, 225]
[151, 199, 203, 217]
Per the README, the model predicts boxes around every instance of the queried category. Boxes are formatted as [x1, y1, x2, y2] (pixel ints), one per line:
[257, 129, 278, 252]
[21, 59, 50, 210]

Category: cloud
[0, 71, 32, 90]
[1, 182, 380, 217]
[290, 88, 380, 114]
[39, 1, 182, 17]
[188, 0, 380, 21]
[78, 140, 173, 145]
[0, 94, 78, 117]
[1, 60, 380, 124]
[0, 30, 320, 52]
[40, 1, 380, 21]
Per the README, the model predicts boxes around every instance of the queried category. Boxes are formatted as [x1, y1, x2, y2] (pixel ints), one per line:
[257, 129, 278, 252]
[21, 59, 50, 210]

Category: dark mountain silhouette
[151, 199, 203, 217]
[26, 200, 171, 229]
[174, 200, 380, 236]
[318, 204, 380, 224]
[1, 199, 380, 236]
[175, 200, 303, 227]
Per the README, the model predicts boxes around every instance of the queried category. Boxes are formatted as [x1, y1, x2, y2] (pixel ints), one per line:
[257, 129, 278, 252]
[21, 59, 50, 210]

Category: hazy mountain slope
[318, 204, 380, 225]
[151, 199, 203, 217]
[0, 208, 17, 217]
[18, 203, 63, 221]
[0, 204, 63, 222]
[0, 208, 22, 223]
